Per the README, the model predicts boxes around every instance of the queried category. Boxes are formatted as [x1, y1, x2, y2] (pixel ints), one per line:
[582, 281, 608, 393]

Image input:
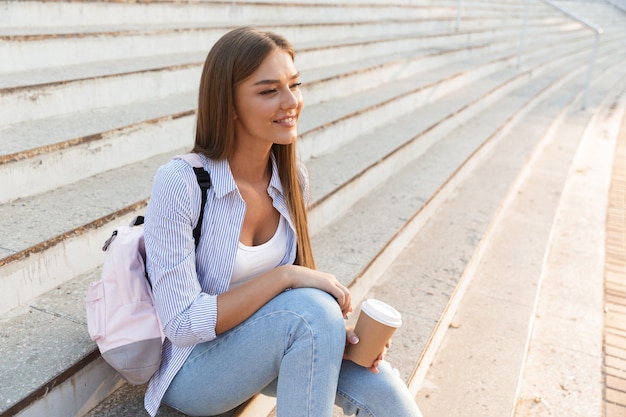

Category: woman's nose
[282, 88, 300, 109]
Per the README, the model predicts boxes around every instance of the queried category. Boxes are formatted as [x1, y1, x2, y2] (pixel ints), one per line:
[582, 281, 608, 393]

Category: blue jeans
[163, 288, 422, 417]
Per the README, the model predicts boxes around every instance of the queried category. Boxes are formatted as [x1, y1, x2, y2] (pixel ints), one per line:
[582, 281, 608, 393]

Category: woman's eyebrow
[253, 72, 300, 86]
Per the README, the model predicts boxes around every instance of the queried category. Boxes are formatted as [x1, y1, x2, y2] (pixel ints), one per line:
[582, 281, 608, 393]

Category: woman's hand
[282, 265, 352, 316]
[344, 327, 391, 374]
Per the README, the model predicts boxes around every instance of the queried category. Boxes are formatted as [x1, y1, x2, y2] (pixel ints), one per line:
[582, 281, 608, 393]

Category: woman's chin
[274, 133, 298, 145]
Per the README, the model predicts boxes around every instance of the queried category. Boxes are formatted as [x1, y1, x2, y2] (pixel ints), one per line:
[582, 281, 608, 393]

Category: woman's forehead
[248, 50, 298, 83]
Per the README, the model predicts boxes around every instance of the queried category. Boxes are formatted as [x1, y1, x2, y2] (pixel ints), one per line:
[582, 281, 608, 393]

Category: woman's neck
[229, 147, 272, 187]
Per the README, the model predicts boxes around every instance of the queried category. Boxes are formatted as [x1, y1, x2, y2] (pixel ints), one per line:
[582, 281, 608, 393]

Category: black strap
[192, 167, 212, 248]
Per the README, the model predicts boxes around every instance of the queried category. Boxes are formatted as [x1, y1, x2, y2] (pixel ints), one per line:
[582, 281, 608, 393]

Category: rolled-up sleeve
[144, 162, 218, 346]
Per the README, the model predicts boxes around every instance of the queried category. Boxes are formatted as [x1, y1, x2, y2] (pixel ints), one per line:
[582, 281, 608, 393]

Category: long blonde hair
[192, 27, 315, 269]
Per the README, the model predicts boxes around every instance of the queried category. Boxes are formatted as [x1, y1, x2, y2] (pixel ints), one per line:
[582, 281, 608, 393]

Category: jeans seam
[307, 318, 314, 417]
[270, 310, 316, 417]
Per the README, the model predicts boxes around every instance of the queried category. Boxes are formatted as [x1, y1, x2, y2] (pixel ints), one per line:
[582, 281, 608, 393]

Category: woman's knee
[279, 288, 346, 347]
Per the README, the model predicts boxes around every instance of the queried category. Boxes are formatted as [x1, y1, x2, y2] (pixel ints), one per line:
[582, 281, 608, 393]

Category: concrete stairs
[1, 0, 624, 416]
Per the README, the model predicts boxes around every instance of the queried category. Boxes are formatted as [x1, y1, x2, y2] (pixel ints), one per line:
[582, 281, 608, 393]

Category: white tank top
[229, 215, 288, 289]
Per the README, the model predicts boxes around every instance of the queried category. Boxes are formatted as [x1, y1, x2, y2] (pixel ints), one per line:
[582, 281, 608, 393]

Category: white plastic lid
[361, 299, 402, 328]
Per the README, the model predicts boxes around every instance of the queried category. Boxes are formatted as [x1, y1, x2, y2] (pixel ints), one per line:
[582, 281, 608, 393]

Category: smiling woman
[233, 51, 302, 177]
[234, 55, 302, 149]
[142, 26, 423, 417]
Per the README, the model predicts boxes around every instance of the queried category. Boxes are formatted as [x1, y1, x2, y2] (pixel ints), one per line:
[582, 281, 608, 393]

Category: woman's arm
[215, 264, 352, 334]
[145, 162, 220, 347]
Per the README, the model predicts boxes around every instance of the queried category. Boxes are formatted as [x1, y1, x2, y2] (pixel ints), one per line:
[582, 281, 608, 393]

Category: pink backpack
[85, 154, 210, 384]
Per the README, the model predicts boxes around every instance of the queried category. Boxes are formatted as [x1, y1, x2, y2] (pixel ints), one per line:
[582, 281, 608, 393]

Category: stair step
[0, 269, 119, 417]
[0, 55, 201, 126]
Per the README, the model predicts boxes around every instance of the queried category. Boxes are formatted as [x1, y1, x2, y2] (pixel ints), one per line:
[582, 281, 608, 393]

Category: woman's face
[233, 49, 303, 152]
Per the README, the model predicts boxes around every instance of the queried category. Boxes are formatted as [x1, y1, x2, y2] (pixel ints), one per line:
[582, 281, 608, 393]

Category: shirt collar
[267, 152, 284, 196]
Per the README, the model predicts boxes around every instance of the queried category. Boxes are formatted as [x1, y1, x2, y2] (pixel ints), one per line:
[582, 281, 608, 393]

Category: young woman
[143, 26, 423, 417]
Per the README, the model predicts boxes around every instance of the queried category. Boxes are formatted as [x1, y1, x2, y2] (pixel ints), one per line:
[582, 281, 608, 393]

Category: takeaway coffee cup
[345, 299, 402, 367]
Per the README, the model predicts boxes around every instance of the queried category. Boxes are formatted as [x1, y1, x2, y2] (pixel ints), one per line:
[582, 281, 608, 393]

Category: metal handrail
[517, 0, 602, 109]
[606, 0, 626, 14]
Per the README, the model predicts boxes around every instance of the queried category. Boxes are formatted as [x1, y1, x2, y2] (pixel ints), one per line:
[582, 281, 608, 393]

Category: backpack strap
[174, 153, 212, 248]
[192, 167, 211, 247]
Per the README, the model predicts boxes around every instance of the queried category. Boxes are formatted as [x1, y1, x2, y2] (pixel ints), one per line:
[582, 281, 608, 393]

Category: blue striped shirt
[143, 153, 309, 416]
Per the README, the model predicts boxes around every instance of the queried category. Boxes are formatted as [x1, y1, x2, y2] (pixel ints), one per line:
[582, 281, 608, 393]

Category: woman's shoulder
[153, 158, 198, 190]
[152, 155, 236, 200]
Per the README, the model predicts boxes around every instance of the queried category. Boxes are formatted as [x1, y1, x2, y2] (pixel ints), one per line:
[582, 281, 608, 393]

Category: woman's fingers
[345, 327, 359, 345]
[368, 360, 381, 374]
[286, 265, 353, 315]
[344, 328, 391, 374]
[310, 270, 352, 315]
[335, 282, 352, 316]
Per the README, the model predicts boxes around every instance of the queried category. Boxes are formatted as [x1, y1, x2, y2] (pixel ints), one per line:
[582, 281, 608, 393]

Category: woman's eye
[259, 83, 301, 96]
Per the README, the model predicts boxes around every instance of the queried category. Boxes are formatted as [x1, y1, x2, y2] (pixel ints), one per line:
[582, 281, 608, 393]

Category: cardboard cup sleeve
[345, 299, 402, 368]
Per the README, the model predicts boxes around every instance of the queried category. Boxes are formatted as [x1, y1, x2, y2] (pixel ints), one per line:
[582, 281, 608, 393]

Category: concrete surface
[414, 69, 626, 417]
